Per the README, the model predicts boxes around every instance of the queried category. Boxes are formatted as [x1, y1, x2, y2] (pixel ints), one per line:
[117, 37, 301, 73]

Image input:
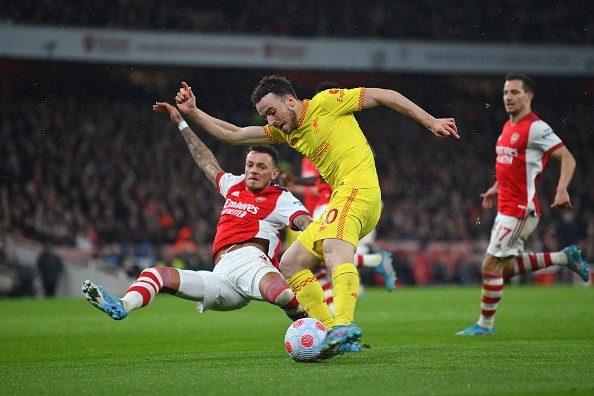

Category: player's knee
[483, 255, 511, 275]
[142, 266, 179, 291]
[278, 255, 300, 278]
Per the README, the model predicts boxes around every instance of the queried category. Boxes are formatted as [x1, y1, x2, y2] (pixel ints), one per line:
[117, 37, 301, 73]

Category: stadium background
[0, 1, 592, 295]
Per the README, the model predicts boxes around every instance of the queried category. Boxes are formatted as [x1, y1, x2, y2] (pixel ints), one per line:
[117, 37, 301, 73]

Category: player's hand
[281, 172, 295, 187]
[550, 190, 572, 209]
[153, 102, 184, 125]
[176, 81, 197, 115]
[430, 118, 459, 139]
[480, 186, 498, 209]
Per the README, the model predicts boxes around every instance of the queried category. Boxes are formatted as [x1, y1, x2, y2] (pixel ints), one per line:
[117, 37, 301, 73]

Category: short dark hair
[250, 75, 297, 106]
[247, 145, 280, 167]
[315, 81, 341, 93]
[505, 73, 535, 93]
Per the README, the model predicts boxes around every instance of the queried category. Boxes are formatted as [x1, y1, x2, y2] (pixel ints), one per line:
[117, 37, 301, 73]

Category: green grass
[1, 285, 593, 395]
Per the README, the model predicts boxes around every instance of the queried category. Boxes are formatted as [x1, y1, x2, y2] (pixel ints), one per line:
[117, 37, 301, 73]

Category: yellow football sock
[331, 263, 359, 326]
[286, 269, 334, 329]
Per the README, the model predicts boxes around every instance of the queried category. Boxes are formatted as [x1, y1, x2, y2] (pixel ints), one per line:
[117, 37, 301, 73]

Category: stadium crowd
[1, 64, 592, 284]
[1, 2, 592, 285]
[1, 0, 592, 44]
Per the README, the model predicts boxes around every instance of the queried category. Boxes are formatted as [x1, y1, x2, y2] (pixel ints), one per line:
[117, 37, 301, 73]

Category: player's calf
[264, 278, 306, 321]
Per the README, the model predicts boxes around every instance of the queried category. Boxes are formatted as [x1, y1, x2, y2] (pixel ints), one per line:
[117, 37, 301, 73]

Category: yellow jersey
[263, 88, 379, 189]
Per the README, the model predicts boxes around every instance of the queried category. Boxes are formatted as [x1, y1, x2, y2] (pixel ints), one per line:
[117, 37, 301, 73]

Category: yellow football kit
[264, 87, 381, 251]
[265, 87, 381, 327]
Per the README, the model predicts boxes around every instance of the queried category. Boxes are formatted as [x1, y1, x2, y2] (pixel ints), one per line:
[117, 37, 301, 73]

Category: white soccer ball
[284, 318, 327, 362]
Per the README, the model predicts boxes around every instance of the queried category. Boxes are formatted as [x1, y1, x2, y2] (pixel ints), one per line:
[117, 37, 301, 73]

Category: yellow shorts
[297, 187, 381, 260]
[283, 228, 301, 250]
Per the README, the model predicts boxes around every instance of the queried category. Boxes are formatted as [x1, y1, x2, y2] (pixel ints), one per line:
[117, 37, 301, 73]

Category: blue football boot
[315, 323, 363, 360]
[455, 323, 495, 336]
[563, 245, 590, 282]
[337, 341, 362, 354]
[375, 251, 396, 292]
[82, 280, 128, 320]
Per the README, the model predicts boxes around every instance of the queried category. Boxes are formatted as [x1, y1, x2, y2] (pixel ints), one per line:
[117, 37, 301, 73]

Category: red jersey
[213, 172, 309, 260]
[301, 157, 332, 214]
[495, 112, 564, 218]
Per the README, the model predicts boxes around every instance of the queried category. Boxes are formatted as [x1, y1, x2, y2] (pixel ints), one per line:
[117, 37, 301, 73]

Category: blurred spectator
[0, 236, 19, 296]
[173, 226, 198, 255]
[172, 226, 200, 270]
[36, 242, 64, 297]
[391, 249, 413, 286]
[555, 210, 584, 249]
[135, 239, 158, 270]
[411, 240, 433, 285]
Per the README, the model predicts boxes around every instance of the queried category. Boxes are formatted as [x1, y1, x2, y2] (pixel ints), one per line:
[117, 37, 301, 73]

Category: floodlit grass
[1, 285, 592, 395]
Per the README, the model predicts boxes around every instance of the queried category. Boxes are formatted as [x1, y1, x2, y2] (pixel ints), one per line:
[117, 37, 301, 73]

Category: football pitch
[1, 285, 592, 395]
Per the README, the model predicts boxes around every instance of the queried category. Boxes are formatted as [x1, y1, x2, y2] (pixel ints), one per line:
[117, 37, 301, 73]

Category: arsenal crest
[510, 132, 520, 145]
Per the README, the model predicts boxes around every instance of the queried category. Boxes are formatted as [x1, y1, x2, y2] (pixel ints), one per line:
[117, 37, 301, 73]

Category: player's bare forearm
[179, 127, 223, 186]
[364, 88, 459, 138]
[553, 147, 576, 193]
[291, 214, 312, 232]
[363, 88, 431, 123]
[153, 101, 224, 185]
[550, 150, 575, 208]
[183, 108, 240, 144]
[176, 81, 270, 145]
[486, 181, 499, 194]
[294, 176, 318, 186]
[286, 184, 310, 197]
[188, 109, 271, 145]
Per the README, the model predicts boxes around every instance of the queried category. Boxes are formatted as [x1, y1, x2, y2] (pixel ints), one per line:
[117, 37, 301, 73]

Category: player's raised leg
[501, 246, 589, 282]
[353, 251, 397, 292]
[82, 267, 179, 320]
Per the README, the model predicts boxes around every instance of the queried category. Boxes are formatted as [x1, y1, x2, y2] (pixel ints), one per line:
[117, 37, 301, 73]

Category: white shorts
[486, 212, 539, 258]
[182, 246, 280, 313]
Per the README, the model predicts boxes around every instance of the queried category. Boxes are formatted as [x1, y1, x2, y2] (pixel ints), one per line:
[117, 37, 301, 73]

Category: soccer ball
[284, 318, 327, 362]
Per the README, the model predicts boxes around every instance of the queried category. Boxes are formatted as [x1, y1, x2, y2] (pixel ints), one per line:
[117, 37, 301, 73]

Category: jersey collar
[298, 99, 310, 128]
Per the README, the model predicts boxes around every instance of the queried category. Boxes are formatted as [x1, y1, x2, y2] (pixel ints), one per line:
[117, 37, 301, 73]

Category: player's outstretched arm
[153, 101, 223, 187]
[362, 87, 460, 139]
[281, 172, 319, 198]
[175, 82, 270, 145]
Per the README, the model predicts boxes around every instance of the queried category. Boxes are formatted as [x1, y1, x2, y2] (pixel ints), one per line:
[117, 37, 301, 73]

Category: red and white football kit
[213, 172, 309, 261]
[108, 167, 309, 321]
[487, 112, 564, 257]
[181, 172, 308, 313]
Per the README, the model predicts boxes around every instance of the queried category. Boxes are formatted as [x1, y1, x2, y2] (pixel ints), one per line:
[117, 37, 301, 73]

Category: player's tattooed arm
[152, 101, 223, 187]
[180, 128, 223, 186]
[291, 214, 313, 232]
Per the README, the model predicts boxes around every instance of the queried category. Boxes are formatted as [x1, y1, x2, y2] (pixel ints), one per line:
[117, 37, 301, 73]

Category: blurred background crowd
[1, 1, 592, 290]
[1, 0, 591, 44]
